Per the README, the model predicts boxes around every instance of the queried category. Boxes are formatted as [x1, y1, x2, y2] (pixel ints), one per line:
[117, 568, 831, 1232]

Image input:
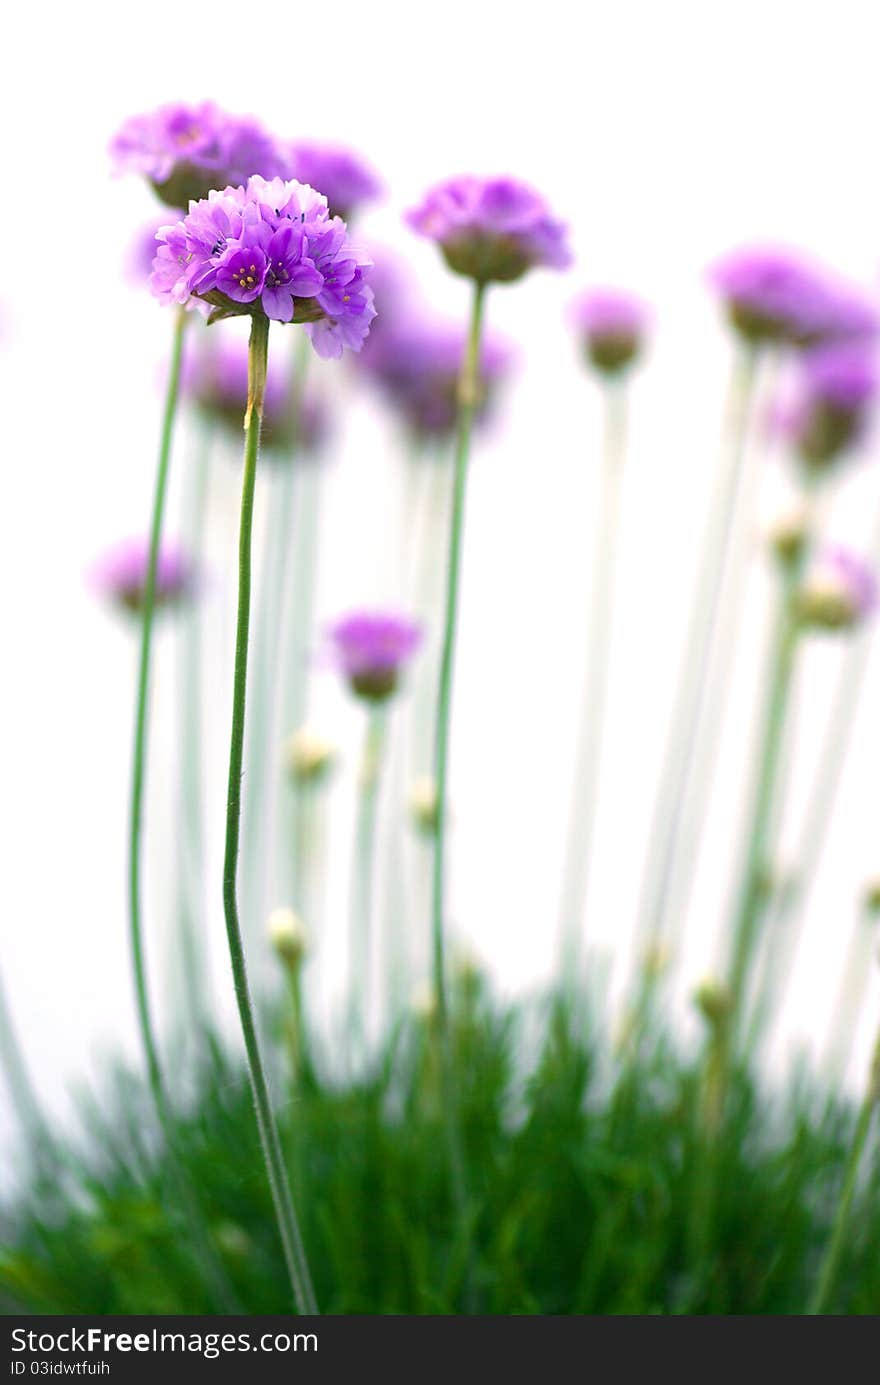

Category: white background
[3, 0, 880, 1145]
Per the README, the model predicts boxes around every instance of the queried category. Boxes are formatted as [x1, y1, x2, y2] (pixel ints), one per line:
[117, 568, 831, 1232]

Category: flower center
[235, 262, 259, 291]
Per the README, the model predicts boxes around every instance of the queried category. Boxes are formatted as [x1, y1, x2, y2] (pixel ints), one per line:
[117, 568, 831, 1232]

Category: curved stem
[221, 314, 317, 1316]
[808, 1039, 879, 1314]
[129, 306, 186, 1108]
[558, 381, 628, 978]
[633, 347, 758, 958]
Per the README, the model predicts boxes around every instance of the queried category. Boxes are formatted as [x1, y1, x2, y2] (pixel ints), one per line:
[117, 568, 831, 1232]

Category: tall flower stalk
[350, 706, 387, 1038]
[431, 279, 486, 1025]
[222, 314, 317, 1314]
[634, 345, 758, 959]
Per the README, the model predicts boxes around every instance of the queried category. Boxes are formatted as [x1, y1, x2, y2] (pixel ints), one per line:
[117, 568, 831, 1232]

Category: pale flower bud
[409, 979, 438, 1021]
[693, 978, 732, 1029]
[766, 501, 810, 568]
[267, 907, 309, 966]
[284, 726, 337, 785]
[409, 775, 440, 834]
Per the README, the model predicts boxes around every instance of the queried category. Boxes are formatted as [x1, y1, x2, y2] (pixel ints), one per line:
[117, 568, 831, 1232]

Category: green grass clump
[2, 984, 878, 1314]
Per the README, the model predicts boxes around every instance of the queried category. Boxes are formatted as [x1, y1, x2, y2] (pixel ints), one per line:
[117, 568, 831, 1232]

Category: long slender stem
[429, 280, 486, 1305]
[633, 347, 758, 958]
[221, 313, 317, 1316]
[0, 967, 45, 1142]
[808, 1038, 879, 1314]
[726, 578, 800, 1033]
[558, 381, 628, 977]
[175, 417, 213, 1026]
[349, 705, 387, 1043]
[128, 309, 237, 1311]
[129, 306, 186, 1108]
[822, 904, 877, 1081]
[431, 279, 486, 1024]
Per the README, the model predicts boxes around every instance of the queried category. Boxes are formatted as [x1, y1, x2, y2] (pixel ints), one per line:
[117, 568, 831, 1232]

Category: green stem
[128, 308, 237, 1311]
[128, 306, 186, 1109]
[558, 380, 628, 977]
[432, 279, 486, 1024]
[221, 314, 317, 1316]
[349, 706, 387, 1043]
[808, 1041, 879, 1314]
[634, 347, 758, 957]
[176, 417, 213, 1026]
[430, 279, 486, 1305]
[726, 578, 800, 1036]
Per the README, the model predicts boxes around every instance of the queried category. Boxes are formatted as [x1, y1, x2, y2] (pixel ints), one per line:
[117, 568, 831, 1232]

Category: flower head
[90, 539, 195, 615]
[406, 176, 572, 284]
[151, 176, 376, 358]
[709, 245, 879, 347]
[110, 102, 287, 208]
[798, 547, 877, 631]
[361, 315, 513, 439]
[327, 610, 422, 701]
[267, 908, 309, 966]
[571, 288, 650, 373]
[285, 141, 382, 221]
[185, 338, 329, 454]
[788, 344, 879, 466]
[284, 726, 337, 784]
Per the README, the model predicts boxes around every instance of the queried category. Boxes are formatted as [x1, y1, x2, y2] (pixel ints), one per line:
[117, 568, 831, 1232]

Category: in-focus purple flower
[285, 141, 382, 222]
[185, 339, 329, 455]
[798, 546, 877, 631]
[90, 539, 195, 615]
[151, 176, 376, 358]
[571, 288, 650, 373]
[110, 101, 287, 208]
[406, 176, 572, 284]
[709, 245, 879, 347]
[327, 610, 422, 701]
[361, 315, 513, 440]
[789, 344, 879, 465]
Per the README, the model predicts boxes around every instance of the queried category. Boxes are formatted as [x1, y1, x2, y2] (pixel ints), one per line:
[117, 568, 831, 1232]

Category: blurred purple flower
[285, 141, 382, 222]
[786, 343, 879, 465]
[90, 539, 195, 616]
[406, 176, 572, 284]
[709, 245, 879, 347]
[151, 176, 376, 358]
[110, 102, 287, 208]
[327, 610, 422, 701]
[799, 546, 877, 631]
[571, 287, 650, 373]
[361, 316, 513, 440]
[185, 339, 329, 455]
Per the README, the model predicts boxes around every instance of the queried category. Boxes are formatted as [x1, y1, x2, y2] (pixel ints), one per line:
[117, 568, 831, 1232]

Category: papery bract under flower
[110, 101, 288, 208]
[285, 141, 382, 222]
[327, 610, 422, 701]
[571, 288, 650, 373]
[150, 177, 376, 359]
[90, 539, 195, 615]
[406, 176, 572, 284]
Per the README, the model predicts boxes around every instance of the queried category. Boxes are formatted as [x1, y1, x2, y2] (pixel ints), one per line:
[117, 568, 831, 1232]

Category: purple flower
[571, 288, 650, 373]
[787, 344, 878, 465]
[709, 245, 879, 347]
[361, 315, 513, 439]
[406, 176, 572, 284]
[110, 102, 287, 208]
[285, 141, 382, 221]
[151, 176, 376, 358]
[798, 547, 877, 631]
[185, 339, 329, 455]
[327, 610, 422, 701]
[90, 539, 195, 615]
